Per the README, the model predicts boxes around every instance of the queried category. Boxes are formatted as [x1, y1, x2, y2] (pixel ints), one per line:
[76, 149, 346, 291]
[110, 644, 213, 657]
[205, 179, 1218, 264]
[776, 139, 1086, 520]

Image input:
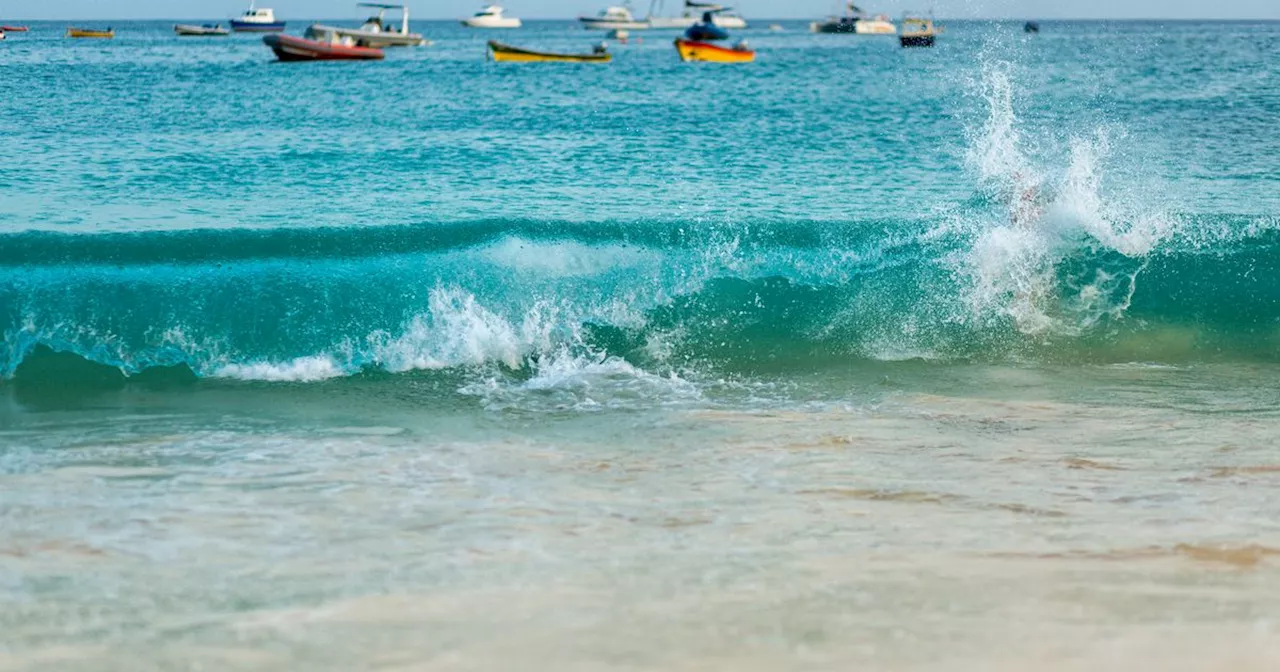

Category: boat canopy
[356, 2, 411, 34]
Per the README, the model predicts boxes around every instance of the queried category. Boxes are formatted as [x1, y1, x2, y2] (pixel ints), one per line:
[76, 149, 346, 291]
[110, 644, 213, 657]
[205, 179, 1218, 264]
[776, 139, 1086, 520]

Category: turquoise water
[3, 19, 1280, 670]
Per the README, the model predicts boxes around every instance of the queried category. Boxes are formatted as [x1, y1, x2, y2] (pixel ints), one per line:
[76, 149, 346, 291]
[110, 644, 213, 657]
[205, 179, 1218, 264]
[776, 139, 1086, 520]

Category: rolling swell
[3, 213, 1280, 389]
[0, 218, 913, 267]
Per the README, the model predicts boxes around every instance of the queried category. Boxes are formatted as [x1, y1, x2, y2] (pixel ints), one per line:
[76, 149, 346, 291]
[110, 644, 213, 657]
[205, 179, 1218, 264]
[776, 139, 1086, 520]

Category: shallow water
[3, 18, 1280, 671]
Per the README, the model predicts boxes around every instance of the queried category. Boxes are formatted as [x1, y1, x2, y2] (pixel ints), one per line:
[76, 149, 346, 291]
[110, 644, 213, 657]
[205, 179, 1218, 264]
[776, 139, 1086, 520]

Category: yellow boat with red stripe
[674, 38, 755, 63]
[488, 40, 611, 63]
[66, 27, 115, 38]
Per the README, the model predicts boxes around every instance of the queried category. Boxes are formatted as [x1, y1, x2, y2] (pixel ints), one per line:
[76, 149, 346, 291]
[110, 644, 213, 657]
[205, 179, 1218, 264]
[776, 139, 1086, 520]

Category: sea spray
[951, 60, 1176, 337]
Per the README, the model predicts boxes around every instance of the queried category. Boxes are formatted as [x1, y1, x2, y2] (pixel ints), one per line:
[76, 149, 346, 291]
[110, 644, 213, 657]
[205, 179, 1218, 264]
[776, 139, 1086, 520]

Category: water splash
[954, 61, 1175, 336]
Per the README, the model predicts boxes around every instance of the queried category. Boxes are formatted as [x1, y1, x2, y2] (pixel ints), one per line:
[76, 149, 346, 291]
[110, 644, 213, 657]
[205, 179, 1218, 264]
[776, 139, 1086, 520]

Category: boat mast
[401, 5, 409, 35]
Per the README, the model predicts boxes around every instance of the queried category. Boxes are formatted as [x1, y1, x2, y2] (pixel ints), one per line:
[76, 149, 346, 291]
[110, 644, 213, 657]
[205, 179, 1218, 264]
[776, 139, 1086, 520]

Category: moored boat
[307, 3, 428, 47]
[810, 3, 895, 34]
[898, 15, 938, 47]
[1, 25, 29, 32]
[263, 32, 385, 61]
[579, 5, 648, 30]
[647, 1, 747, 29]
[673, 37, 753, 63]
[488, 40, 611, 62]
[462, 5, 522, 28]
[66, 27, 115, 38]
[175, 23, 231, 36]
[231, 2, 286, 32]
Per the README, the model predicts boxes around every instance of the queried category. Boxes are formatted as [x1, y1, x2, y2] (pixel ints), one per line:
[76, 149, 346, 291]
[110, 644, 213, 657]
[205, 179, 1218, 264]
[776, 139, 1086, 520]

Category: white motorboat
[646, 1, 746, 29]
[306, 2, 428, 47]
[579, 5, 648, 30]
[810, 2, 896, 34]
[462, 5, 522, 28]
[582, 1, 745, 31]
[229, 2, 286, 32]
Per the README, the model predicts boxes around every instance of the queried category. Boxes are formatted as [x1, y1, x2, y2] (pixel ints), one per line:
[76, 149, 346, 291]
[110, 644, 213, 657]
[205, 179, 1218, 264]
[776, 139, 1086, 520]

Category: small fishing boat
[307, 3, 428, 48]
[810, 3, 895, 34]
[462, 5, 522, 28]
[66, 27, 115, 38]
[263, 31, 385, 61]
[674, 37, 753, 63]
[898, 15, 937, 47]
[488, 40, 611, 62]
[1, 25, 29, 32]
[579, 5, 648, 30]
[175, 23, 231, 36]
[231, 2, 286, 32]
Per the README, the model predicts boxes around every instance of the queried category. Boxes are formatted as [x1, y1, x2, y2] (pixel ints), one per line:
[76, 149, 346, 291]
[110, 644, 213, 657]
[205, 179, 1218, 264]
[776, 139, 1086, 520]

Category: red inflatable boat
[263, 33, 385, 62]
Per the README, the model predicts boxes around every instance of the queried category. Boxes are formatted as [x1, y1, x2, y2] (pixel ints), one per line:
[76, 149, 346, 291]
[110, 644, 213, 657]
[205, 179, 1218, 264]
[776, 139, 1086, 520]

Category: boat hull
[899, 33, 935, 47]
[66, 28, 114, 38]
[263, 34, 385, 61]
[175, 24, 230, 36]
[583, 15, 746, 30]
[579, 17, 648, 30]
[462, 17, 522, 28]
[648, 15, 747, 29]
[1, 25, 29, 32]
[673, 38, 754, 63]
[488, 40, 610, 63]
[231, 20, 287, 32]
[810, 19, 896, 34]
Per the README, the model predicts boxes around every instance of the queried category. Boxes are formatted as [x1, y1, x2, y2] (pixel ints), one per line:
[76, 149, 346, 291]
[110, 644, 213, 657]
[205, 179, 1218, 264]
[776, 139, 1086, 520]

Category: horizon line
[10, 16, 1280, 21]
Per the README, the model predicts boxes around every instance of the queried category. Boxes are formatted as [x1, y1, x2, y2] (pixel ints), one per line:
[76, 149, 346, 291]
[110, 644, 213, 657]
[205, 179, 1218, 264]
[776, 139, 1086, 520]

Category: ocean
[2, 18, 1280, 670]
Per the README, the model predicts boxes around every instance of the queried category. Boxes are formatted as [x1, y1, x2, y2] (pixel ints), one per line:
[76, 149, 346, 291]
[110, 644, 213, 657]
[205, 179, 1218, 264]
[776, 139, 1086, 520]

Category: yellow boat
[488, 40, 611, 63]
[673, 38, 755, 63]
[67, 27, 115, 38]
[898, 17, 939, 47]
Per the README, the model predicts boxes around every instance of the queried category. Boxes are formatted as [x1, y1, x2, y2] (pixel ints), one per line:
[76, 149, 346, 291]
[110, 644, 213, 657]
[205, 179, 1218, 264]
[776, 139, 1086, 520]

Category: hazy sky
[7, 0, 1280, 20]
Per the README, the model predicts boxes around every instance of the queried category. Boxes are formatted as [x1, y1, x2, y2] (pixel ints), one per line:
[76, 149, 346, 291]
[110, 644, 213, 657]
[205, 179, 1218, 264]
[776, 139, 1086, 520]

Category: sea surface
[3, 18, 1280, 671]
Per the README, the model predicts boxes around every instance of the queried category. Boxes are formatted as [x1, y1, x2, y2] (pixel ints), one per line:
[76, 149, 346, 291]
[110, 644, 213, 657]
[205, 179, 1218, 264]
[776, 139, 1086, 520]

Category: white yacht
[579, 5, 648, 30]
[462, 5, 522, 28]
[646, 1, 746, 29]
[581, 1, 745, 31]
[810, 3, 896, 34]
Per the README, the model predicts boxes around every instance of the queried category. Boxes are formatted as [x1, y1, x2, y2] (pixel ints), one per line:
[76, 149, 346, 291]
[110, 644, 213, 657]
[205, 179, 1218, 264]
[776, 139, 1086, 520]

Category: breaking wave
[4, 62, 1279, 395]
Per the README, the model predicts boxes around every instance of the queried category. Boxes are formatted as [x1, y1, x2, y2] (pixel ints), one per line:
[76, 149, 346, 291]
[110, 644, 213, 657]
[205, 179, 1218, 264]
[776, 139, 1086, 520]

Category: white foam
[460, 349, 701, 412]
[481, 236, 658, 278]
[214, 355, 346, 382]
[370, 287, 527, 371]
